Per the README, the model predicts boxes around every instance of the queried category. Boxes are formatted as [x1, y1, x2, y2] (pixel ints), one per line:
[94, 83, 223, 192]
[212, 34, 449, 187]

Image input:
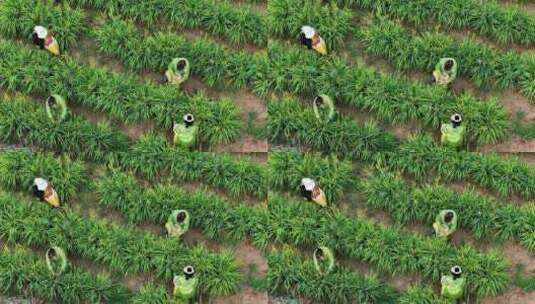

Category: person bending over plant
[300, 178, 327, 207]
[173, 265, 198, 304]
[300, 26, 327, 55]
[313, 95, 336, 123]
[46, 95, 68, 123]
[433, 58, 457, 87]
[46, 246, 68, 276]
[441, 266, 466, 302]
[432, 210, 458, 238]
[440, 114, 465, 147]
[165, 58, 190, 87]
[165, 210, 190, 239]
[313, 246, 335, 275]
[32, 26, 60, 56]
[33, 177, 60, 207]
[173, 113, 199, 149]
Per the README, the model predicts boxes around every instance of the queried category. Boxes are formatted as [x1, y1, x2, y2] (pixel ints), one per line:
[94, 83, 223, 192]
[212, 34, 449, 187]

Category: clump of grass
[0, 150, 87, 202]
[268, 151, 355, 203]
[0, 246, 131, 303]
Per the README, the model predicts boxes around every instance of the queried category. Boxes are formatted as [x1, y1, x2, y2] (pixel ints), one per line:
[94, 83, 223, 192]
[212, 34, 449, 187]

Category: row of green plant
[63, 0, 266, 46]
[0, 0, 87, 50]
[268, 99, 535, 199]
[393, 135, 535, 199]
[359, 18, 535, 102]
[0, 150, 86, 202]
[267, 99, 398, 163]
[329, 0, 535, 47]
[266, 0, 353, 50]
[261, 41, 508, 145]
[94, 171, 407, 303]
[0, 245, 131, 303]
[268, 151, 355, 203]
[0, 40, 242, 145]
[94, 19, 259, 89]
[95, 171, 509, 297]
[362, 171, 535, 251]
[0, 97, 266, 198]
[0, 191, 242, 297]
[267, 248, 398, 303]
[0, 96, 130, 163]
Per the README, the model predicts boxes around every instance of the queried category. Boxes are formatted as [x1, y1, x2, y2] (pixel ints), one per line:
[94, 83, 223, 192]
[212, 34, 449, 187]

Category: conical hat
[33, 26, 48, 39]
[301, 177, 316, 191]
[34, 177, 48, 191]
[301, 26, 316, 39]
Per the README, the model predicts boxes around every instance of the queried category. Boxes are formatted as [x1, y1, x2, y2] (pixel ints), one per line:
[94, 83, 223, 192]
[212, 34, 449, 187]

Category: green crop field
[0, 0, 535, 303]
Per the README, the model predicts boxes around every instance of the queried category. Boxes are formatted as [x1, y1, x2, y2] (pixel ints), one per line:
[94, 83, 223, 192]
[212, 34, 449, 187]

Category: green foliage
[260, 42, 508, 145]
[64, 0, 267, 46]
[330, 0, 535, 46]
[0, 151, 86, 202]
[0, 40, 242, 145]
[0, 0, 87, 50]
[268, 248, 399, 304]
[0, 97, 130, 163]
[131, 284, 170, 304]
[267, 194, 510, 298]
[120, 135, 267, 198]
[267, 0, 353, 50]
[268, 99, 398, 163]
[360, 18, 535, 102]
[363, 171, 535, 250]
[268, 151, 355, 203]
[0, 192, 242, 297]
[0, 246, 131, 303]
[398, 286, 449, 304]
[393, 135, 535, 199]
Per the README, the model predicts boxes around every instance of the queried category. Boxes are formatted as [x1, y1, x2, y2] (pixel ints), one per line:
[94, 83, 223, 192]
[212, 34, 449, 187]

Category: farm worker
[33, 177, 60, 207]
[165, 58, 190, 86]
[32, 26, 60, 56]
[165, 209, 190, 239]
[173, 265, 199, 304]
[313, 246, 335, 275]
[300, 178, 327, 207]
[432, 210, 458, 238]
[46, 95, 68, 123]
[173, 113, 199, 148]
[441, 266, 466, 301]
[313, 95, 335, 123]
[300, 26, 327, 55]
[46, 246, 68, 276]
[433, 58, 457, 86]
[440, 114, 465, 147]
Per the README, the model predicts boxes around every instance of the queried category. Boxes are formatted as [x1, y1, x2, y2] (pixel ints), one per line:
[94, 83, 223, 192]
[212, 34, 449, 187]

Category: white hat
[183, 113, 194, 123]
[451, 265, 462, 275]
[450, 113, 462, 123]
[184, 265, 195, 275]
[34, 177, 48, 191]
[33, 26, 48, 39]
[301, 177, 316, 191]
[301, 26, 316, 39]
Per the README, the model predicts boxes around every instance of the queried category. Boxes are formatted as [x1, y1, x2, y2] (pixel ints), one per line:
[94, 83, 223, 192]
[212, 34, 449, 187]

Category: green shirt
[434, 210, 458, 237]
[174, 275, 198, 301]
[441, 275, 465, 300]
[173, 123, 198, 148]
[313, 246, 335, 275]
[441, 123, 465, 147]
